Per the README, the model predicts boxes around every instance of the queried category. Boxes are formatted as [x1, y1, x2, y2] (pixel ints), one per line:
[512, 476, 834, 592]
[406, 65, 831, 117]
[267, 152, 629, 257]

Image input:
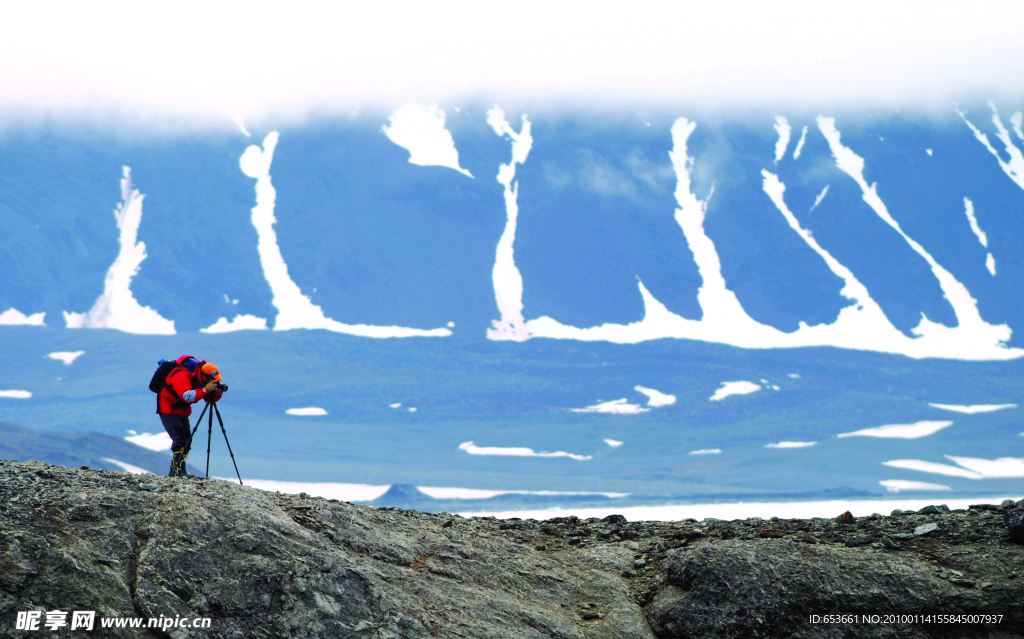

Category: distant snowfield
[286, 407, 328, 416]
[220, 478, 392, 502]
[125, 432, 172, 452]
[880, 479, 951, 493]
[458, 441, 591, 461]
[240, 132, 452, 339]
[418, 487, 629, 499]
[485, 112, 1022, 361]
[884, 455, 1024, 479]
[710, 381, 761, 401]
[382, 104, 472, 177]
[838, 420, 953, 439]
[63, 168, 176, 335]
[102, 458, 151, 474]
[47, 351, 84, 365]
[571, 399, 649, 414]
[603, 439, 623, 447]
[0, 308, 45, 326]
[765, 441, 816, 448]
[928, 403, 1016, 414]
[201, 314, 268, 333]
[0, 390, 32, 399]
[689, 449, 721, 455]
[456, 497, 1024, 522]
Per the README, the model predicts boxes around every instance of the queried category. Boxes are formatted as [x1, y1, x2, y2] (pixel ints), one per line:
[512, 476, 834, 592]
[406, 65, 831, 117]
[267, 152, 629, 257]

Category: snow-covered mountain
[2, 103, 1024, 509]
[4, 103, 1024, 359]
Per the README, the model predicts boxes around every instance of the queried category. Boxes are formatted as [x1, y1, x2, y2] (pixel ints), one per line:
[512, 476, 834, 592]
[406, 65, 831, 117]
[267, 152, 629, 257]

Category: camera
[216, 381, 229, 392]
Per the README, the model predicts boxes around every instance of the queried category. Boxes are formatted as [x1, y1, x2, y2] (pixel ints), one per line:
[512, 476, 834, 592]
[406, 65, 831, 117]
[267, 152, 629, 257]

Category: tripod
[185, 400, 243, 485]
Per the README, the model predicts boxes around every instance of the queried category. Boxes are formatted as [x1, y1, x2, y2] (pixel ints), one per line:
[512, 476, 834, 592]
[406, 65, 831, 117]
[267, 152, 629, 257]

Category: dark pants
[159, 414, 192, 453]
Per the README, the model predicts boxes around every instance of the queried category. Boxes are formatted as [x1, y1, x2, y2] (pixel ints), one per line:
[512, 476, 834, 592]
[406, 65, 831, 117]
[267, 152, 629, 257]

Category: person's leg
[160, 414, 195, 477]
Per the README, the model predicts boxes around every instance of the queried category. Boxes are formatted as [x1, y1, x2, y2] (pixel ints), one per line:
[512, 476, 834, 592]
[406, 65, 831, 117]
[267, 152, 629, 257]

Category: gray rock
[1, 460, 1022, 638]
[1007, 507, 1024, 544]
[914, 523, 939, 536]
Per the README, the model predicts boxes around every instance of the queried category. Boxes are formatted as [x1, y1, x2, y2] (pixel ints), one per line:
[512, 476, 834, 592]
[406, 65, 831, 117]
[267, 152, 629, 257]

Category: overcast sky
[1, 1, 1022, 129]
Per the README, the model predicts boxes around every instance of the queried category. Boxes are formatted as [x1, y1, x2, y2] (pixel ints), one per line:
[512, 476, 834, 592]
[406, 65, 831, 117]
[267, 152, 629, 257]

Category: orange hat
[201, 363, 222, 381]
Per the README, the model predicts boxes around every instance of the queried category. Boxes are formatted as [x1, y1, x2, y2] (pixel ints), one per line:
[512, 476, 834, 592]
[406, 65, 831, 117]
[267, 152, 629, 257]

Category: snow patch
[572, 399, 649, 414]
[420, 486, 628, 499]
[773, 116, 790, 163]
[219, 478, 391, 502]
[286, 407, 328, 416]
[390, 403, 402, 408]
[882, 459, 983, 479]
[125, 432, 172, 452]
[0, 390, 31, 399]
[838, 420, 952, 439]
[458, 441, 591, 461]
[0, 308, 45, 326]
[461, 497, 1024, 522]
[603, 439, 623, 447]
[201, 314, 268, 333]
[710, 381, 761, 401]
[240, 132, 451, 338]
[986, 253, 997, 276]
[634, 385, 676, 407]
[47, 351, 84, 365]
[793, 125, 807, 159]
[880, 479, 950, 493]
[809, 184, 829, 211]
[486, 106, 533, 341]
[926, 148, 933, 156]
[928, 403, 1015, 414]
[63, 167, 175, 335]
[689, 449, 721, 455]
[765, 441, 816, 448]
[382, 104, 472, 177]
[945, 455, 1024, 478]
[102, 458, 151, 474]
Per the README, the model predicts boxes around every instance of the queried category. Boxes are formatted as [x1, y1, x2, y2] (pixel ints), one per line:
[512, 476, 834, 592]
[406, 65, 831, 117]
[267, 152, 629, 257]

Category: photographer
[156, 355, 224, 477]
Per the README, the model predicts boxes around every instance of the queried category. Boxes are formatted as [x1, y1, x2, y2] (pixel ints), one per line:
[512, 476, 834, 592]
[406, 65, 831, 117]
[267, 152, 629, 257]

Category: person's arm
[177, 376, 216, 404]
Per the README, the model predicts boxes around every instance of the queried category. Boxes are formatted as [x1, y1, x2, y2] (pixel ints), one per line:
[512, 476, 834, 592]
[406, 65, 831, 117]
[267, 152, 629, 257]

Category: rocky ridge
[0, 459, 1022, 638]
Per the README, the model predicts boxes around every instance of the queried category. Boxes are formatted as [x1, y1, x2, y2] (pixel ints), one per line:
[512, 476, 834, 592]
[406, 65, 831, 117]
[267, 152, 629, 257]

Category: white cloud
[689, 449, 721, 455]
[2, 3, 1023, 128]
[603, 439, 623, 447]
[47, 351, 84, 365]
[458, 441, 591, 461]
[0, 390, 31, 399]
[838, 420, 952, 439]
[286, 407, 328, 416]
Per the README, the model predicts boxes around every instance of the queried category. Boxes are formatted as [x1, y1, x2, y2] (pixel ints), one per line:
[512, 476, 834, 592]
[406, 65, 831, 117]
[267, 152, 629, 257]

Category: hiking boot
[169, 449, 197, 478]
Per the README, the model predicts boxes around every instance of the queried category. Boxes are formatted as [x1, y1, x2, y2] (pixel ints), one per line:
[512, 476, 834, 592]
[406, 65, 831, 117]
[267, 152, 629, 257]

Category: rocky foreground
[0, 460, 1022, 638]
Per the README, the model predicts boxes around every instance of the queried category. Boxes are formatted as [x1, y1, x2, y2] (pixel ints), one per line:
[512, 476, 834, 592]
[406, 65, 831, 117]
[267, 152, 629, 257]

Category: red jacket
[157, 355, 217, 416]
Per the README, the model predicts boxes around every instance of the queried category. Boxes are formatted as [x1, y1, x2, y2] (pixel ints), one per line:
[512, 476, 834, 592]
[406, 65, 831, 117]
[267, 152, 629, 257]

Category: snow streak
[240, 132, 451, 338]
[63, 167, 175, 335]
